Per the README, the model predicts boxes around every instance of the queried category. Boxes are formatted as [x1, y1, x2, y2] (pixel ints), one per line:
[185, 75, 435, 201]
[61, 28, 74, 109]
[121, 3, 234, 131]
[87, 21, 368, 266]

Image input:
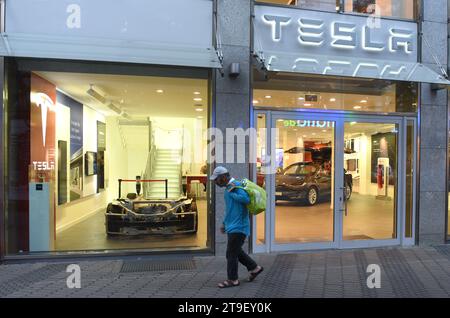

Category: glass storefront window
[256, 114, 266, 245]
[406, 120, 415, 238]
[253, 73, 418, 114]
[274, 117, 336, 243]
[256, 0, 417, 19]
[257, 0, 339, 12]
[344, 0, 417, 20]
[4, 58, 210, 255]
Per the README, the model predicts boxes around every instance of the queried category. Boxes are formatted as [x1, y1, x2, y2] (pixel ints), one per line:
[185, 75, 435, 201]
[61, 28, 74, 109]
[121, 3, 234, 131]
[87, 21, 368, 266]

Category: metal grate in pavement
[376, 249, 429, 298]
[255, 254, 297, 298]
[120, 258, 196, 273]
[0, 263, 68, 297]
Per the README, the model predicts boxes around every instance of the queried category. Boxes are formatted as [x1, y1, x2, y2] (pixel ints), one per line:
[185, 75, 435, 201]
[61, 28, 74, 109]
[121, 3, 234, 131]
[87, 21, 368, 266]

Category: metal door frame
[251, 110, 414, 252]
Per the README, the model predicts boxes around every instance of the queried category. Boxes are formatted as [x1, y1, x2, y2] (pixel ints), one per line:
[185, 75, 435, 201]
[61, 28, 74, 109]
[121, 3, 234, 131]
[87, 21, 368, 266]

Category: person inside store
[210, 166, 264, 288]
[200, 161, 207, 191]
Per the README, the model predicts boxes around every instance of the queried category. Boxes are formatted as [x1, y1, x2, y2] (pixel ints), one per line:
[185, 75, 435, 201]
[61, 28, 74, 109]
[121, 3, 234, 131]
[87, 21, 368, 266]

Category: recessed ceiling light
[194, 98, 202, 102]
[253, 100, 259, 104]
[298, 97, 305, 100]
[194, 92, 201, 95]
[304, 103, 312, 107]
[330, 98, 336, 102]
[156, 89, 164, 93]
[265, 95, 272, 99]
[353, 106, 362, 110]
[322, 130, 327, 133]
[195, 108, 203, 112]
[277, 119, 284, 122]
[361, 100, 367, 103]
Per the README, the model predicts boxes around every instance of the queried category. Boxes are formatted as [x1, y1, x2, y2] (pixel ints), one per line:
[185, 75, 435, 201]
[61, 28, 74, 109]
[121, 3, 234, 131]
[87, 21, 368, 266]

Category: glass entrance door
[253, 112, 405, 252]
[338, 119, 401, 248]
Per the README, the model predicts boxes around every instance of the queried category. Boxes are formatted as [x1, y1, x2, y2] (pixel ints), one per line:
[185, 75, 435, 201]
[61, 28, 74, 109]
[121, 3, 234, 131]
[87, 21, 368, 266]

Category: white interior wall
[55, 104, 107, 234]
[347, 134, 395, 198]
[106, 117, 129, 199]
[152, 117, 206, 175]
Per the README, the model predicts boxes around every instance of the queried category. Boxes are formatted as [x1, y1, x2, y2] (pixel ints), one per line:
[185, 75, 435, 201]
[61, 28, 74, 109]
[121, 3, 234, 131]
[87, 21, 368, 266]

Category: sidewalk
[0, 245, 449, 298]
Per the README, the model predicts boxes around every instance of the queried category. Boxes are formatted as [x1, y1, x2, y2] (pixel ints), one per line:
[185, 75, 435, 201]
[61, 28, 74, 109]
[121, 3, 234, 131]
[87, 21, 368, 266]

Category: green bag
[236, 178, 266, 215]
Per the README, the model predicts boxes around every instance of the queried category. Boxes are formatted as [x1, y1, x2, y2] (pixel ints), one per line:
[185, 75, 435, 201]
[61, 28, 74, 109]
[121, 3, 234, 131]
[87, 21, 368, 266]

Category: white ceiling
[36, 71, 208, 120]
[254, 89, 397, 113]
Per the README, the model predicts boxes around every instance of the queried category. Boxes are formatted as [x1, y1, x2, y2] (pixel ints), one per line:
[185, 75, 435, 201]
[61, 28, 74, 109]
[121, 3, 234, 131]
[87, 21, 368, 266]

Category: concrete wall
[214, 0, 252, 255]
[418, 0, 449, 245]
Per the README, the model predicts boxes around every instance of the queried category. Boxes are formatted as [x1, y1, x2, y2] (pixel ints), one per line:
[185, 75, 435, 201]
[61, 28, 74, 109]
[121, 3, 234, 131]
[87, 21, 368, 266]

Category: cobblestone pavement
[0, 246, 449, 298]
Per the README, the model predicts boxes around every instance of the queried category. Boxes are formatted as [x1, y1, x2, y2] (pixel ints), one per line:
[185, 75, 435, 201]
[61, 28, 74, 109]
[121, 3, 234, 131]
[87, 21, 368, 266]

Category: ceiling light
[194, 98, 202, 102]
[195, 108, 204, 112]
[106, 102, 122, 115]
[156, 89, 164, 93]
[298, 97, 305, 100]
[197, 116, 203, 119]
[322, 130, 327, 133]
[330, 98, 336, 102]
[265, 95, 272, 99]
[350, 122, 357, 126]
[304, 103, 312, 107]
[194, 92, 201, 95]
[253, 100, 259, 104]
[122, 112, 131, 120]
[86, 85, 106, 104]
[361, 100, 367, 103]
[353, 106, 362, 110]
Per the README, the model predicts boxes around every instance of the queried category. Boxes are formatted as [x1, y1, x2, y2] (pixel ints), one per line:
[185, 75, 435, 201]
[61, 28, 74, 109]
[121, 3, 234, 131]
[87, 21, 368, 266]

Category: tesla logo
[262, 15, 413, 54]
[31, 92, 56, 147]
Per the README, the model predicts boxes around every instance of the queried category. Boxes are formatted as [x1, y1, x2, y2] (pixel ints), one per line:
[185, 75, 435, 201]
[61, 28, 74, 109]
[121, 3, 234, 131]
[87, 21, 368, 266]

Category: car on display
[105, 194, 198, 236]
[275, 162, 353, 206]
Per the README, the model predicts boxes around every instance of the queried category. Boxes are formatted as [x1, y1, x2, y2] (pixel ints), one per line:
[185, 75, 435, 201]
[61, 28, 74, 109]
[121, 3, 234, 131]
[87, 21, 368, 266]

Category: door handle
[338, 187, 348, 216]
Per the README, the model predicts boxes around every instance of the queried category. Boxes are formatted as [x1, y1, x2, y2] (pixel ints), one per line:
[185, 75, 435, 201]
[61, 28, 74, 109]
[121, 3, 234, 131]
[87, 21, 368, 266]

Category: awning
[0, 33, 222, 69]
[254, 50, 450, 85]
[1, 0, 222, 69]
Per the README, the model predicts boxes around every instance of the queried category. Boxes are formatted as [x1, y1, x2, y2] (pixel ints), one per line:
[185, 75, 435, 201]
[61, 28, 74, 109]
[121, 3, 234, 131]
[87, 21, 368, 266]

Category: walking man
[210, 166, 264, 288]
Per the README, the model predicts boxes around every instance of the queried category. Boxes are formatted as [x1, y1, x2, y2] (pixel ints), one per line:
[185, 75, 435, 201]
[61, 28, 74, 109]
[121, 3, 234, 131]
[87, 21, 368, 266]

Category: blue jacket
[223, 179, 251, 236]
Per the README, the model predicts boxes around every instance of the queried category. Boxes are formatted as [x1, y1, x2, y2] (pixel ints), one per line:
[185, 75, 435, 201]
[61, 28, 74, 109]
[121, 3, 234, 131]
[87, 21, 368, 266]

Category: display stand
[376, 157, 391, 201]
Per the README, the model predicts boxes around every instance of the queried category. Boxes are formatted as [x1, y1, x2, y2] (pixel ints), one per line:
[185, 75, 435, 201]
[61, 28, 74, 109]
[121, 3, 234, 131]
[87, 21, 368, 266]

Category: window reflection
[257, 0, 417, 20]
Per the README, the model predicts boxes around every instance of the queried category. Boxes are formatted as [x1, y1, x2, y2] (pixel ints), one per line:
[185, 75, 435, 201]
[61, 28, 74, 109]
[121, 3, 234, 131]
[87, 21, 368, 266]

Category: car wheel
[344, 184, 352, 201]
[306, 187, 318, 206]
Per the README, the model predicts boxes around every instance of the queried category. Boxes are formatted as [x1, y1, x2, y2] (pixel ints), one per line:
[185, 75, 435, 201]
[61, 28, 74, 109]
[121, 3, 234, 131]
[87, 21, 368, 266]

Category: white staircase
[148, 149, 182, 199]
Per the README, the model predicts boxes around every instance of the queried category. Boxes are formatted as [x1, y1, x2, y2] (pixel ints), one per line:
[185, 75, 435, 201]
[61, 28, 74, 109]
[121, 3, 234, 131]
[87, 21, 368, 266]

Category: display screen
[85, 151, 97, 176]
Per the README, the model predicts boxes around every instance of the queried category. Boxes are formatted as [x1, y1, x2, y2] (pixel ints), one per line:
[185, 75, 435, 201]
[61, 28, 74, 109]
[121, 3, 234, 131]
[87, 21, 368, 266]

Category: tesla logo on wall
[31, 92, 56, 147]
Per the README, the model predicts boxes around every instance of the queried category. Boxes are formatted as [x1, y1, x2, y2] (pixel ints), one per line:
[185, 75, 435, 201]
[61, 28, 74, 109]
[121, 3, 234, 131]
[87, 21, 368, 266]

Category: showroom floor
[55, 200, 208, 252]
[257, 193, 395, 244]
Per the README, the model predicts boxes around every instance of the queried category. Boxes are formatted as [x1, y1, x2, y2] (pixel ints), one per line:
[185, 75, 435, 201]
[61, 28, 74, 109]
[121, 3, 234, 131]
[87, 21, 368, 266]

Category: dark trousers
[226, 233, 257, 281]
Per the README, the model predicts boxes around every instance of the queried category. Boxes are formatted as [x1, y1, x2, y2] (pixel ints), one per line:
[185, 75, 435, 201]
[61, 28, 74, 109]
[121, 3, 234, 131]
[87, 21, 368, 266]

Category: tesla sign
[254, 5, 418, 78]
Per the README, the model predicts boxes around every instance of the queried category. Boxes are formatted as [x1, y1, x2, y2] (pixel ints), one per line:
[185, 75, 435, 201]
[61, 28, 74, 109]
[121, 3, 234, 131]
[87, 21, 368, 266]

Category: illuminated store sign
[284, 120, 335, 128]
[251, 5, 447, 83]
[262, 16, 413, 54]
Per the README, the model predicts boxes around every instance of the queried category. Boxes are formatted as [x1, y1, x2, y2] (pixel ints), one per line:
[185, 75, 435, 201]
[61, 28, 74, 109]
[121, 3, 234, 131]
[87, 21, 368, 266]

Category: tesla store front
[250, 2, 450, 252]
[0, 0, 220, 260]
[1, 0, 450, 261]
